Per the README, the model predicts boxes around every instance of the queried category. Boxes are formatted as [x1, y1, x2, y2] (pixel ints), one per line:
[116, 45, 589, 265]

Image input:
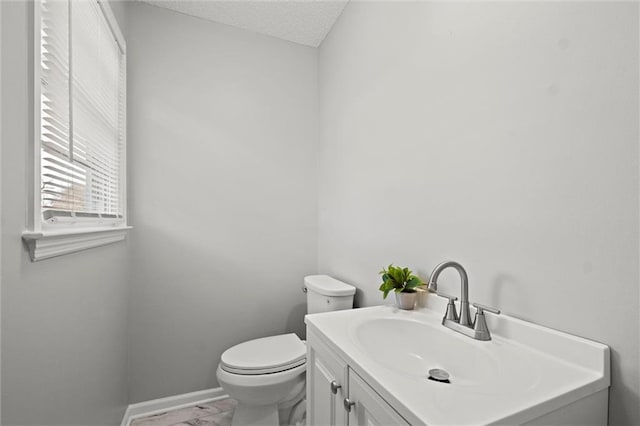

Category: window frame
[22, 0, 130, 261]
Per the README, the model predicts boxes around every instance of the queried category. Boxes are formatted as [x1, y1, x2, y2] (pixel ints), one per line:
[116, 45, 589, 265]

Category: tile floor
[131, 398, 237, 426]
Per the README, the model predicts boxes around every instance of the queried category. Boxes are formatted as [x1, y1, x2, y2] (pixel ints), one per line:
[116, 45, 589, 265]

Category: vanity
[305, 296, 610, 425]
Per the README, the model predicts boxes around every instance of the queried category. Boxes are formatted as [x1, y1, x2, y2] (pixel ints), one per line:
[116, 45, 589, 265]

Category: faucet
[428, 260, 472, 326]
[428, 260, 500, 341]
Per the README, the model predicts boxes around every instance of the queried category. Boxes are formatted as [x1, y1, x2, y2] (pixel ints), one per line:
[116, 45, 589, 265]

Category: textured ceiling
[139, 0, 349, 47]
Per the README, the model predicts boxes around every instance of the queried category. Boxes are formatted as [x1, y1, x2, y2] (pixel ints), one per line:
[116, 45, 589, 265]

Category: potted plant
[378, 264, 424, 310]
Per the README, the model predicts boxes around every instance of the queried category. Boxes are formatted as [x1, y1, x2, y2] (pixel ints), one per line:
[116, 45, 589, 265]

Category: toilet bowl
[217, 334, 306, 426]
[216, 275, 356, 426]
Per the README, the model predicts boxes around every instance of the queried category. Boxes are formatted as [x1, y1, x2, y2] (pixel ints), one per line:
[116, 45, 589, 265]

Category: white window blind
[40, 0, 125, 224]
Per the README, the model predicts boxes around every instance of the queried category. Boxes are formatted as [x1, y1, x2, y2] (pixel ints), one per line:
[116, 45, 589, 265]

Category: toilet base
[283, 398, 306, 426]
[232, 402, 279, 426]
[229, 390, 306, 426]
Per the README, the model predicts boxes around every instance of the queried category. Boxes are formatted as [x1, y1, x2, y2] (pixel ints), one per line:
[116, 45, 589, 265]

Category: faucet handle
[472, 302, 500, 315]
[437, 292, 459, 321]
[472, 302, 500, 341]
[436, 292, 458, 301]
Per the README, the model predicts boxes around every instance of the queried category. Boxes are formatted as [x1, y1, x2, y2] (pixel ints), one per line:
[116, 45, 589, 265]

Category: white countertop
[305, 298, 609, 425]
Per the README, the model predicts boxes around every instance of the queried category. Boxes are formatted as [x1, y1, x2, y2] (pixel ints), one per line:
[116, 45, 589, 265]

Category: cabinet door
[307, 330, 348, 426]
[347, 371, 410, 426]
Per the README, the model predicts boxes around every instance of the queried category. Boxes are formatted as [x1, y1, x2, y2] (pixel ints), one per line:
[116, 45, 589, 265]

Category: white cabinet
[307, 329, 409, 426]
[307, 329, 348, 426]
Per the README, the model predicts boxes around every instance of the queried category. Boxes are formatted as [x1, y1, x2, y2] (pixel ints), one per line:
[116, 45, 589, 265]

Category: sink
[306, 303, 609, 425]
[352, 317, 498, 385]
[350, 315, 536, 391]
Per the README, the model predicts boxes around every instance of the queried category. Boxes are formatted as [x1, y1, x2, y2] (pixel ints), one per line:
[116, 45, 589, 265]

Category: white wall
[0, 2, 130, 424]
[124, 3, 319, 402]
[318, 2, 639, 425]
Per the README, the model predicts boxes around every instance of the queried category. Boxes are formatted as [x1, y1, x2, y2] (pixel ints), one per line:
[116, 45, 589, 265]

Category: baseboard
[121, 388, 228, 426]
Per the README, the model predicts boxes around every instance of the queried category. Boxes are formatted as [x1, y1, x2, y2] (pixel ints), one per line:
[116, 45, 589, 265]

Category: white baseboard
[121, 388, 228, 426]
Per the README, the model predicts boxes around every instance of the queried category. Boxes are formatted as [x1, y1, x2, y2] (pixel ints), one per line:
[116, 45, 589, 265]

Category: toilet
[216, 275, 356, 426]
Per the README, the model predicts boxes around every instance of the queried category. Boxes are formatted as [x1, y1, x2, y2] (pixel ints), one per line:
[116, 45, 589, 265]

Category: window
[23, 0, 129, 261]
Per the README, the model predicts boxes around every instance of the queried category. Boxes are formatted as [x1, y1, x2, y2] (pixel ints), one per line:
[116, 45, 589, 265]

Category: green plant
[378, 264, 423, 299]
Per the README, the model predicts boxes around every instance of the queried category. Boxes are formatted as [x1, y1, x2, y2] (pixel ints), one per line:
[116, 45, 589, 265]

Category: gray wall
[2, 2, 639, 425]
[124, 3, 319, 403]
[0, 2, 130, 425]
[318, 2, 639, 426]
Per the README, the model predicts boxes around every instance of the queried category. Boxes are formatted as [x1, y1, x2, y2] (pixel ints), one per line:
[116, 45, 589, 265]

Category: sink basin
[350, 316, 537, 391]
[352, 317, 500, 386]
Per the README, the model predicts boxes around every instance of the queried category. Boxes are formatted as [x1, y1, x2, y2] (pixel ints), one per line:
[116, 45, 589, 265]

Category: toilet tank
[304, 275, 356, 314]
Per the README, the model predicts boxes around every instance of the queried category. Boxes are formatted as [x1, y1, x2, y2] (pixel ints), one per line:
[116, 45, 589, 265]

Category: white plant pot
[395, 291, 417, 310]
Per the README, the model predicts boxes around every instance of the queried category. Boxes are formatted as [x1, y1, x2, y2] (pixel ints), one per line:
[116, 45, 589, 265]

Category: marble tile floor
[131, 398, 237, 426]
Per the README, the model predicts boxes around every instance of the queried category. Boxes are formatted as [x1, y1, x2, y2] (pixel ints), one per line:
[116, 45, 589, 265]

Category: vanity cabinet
[307, 329, 348, 426]
[306, 329, 409, 426]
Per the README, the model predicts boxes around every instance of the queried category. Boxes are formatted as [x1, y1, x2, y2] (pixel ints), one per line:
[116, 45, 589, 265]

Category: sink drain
[428, 368, 450, 383]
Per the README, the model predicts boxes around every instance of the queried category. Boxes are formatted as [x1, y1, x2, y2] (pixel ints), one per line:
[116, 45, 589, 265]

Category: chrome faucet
[428, 260, 472, 326]
[428, 260, 500, 341]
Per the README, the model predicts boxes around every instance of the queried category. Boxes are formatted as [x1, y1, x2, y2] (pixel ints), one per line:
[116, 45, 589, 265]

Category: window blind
[40, 0, 124, 222]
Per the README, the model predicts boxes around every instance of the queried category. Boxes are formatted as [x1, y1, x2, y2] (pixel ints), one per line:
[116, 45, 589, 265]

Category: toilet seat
[220, 333, 306, 375]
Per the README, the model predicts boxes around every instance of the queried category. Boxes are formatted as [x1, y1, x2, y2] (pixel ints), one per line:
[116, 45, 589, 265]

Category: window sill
[22, 226, 132, 261]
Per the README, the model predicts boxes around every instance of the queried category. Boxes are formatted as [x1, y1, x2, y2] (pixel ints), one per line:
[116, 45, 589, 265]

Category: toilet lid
[220, 333, 306, 375]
